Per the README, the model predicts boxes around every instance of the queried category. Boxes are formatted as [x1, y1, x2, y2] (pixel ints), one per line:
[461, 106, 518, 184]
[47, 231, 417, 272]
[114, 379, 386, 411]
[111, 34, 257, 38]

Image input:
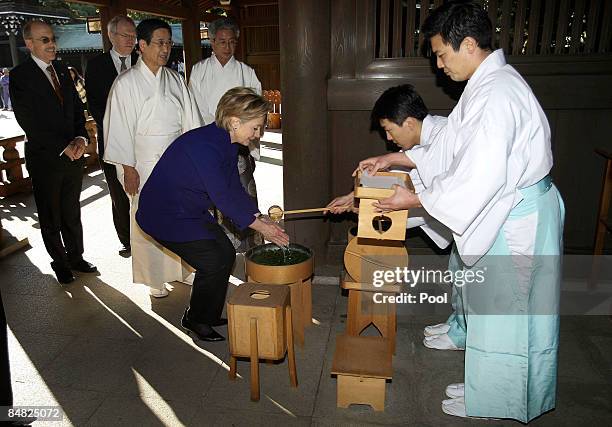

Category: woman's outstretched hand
[250, 215, 290, 247]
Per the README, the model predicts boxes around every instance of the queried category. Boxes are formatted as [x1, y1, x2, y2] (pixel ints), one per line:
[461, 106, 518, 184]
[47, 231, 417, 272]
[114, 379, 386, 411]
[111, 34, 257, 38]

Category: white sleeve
[419, 92, 514, 236]
[103, 79, 136, 167]
[180, 74, 202, 132]
[188, 63, 215, 125]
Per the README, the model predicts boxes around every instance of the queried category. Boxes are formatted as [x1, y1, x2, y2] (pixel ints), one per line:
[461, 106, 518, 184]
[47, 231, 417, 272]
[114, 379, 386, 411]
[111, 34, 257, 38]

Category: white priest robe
[188, 54, 262, 125]
[188, 54, 262, 159]
[103, 59, 201, 288]
[406, 49, 563, 422]
[404, 114, 453, 249]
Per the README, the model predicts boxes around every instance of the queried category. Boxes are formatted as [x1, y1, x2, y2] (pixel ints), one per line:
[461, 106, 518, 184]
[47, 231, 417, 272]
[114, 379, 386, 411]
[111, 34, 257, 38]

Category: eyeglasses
[33, 36, 57, 44]
[213, 39, 237, 48]
[114, 32, 136, 41]
[149, 39, 174, 48]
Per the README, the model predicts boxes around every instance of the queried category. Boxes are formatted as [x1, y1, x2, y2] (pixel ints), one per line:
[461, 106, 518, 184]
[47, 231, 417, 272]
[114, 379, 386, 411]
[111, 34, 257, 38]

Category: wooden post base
[341, 272, 398, 354]
[332, 335, 392, 412]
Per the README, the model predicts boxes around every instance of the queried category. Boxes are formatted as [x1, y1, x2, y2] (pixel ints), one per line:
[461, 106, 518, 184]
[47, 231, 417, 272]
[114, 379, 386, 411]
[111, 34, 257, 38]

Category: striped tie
[46, 65, 63, 105]
[119, 56, 127, 72]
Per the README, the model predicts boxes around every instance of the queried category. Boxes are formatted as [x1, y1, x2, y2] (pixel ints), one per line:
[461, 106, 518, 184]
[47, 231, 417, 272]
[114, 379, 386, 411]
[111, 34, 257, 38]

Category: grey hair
[22, 20, 48, 40]
[107, 15, 135, 35]
[208, 18, 240, 39]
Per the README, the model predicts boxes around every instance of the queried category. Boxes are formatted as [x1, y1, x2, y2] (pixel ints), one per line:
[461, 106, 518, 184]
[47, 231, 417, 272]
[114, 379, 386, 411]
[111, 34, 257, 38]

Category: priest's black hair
[136, 18, 172, 45]
[370, 84, 429, 132]
[421, 0, 493, 52]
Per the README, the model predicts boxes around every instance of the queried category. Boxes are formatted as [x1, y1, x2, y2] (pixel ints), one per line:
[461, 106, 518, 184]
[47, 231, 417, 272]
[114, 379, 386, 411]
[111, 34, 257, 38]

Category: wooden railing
[374, 0, 612, 58]
[0, 117, 99, 197]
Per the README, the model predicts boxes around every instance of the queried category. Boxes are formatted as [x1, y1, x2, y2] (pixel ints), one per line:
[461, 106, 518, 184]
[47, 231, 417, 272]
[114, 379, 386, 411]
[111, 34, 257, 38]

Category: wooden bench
[332, 335, 392, 411]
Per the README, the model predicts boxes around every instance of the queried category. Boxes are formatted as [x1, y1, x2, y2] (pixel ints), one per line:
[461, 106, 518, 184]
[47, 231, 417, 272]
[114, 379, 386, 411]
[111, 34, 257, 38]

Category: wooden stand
[245, 251, 313, 347]
[354, 171, 413, 241]
[227, 283, 298, 402]
[341, 272, 399, 354]
[332, 335, 392, 411]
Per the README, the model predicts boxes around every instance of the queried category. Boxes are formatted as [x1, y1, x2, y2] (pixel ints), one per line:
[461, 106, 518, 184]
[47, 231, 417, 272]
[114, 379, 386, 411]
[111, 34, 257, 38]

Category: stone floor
[1, 123, 611, 425]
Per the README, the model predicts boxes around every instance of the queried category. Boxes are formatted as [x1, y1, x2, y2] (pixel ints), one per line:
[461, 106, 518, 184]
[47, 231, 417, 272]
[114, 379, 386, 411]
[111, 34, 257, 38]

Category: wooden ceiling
[70, 0, 276, 21]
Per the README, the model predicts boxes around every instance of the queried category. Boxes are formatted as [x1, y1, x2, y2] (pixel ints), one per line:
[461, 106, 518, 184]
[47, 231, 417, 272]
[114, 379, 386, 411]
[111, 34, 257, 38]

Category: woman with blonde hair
[136, 87, 289, 342]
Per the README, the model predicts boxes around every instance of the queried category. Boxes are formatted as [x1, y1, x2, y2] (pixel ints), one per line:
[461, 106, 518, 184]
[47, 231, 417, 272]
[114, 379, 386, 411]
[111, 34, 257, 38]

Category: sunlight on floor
[132, 368, 183, 426]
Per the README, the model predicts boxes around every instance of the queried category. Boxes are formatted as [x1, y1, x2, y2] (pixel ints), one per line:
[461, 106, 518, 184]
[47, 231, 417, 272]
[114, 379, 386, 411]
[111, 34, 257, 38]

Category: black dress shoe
[51, 262, 75, 284]
[210, 318, 228, 327]
[181, 309, 225, 342]
[118, 245, 131, 257]
[69, 259, 98, 273]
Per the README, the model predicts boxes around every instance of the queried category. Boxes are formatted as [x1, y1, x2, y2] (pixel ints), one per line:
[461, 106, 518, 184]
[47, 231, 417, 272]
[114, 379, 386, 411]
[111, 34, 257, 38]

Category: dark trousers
[158, 226, 235, 324]
[0, 289, 12, 406]
[30, 165, 84, 267]
[101, 160, 130, 247]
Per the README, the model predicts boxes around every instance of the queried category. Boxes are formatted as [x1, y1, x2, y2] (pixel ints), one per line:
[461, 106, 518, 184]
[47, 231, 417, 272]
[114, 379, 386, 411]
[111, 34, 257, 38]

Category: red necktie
[46, 65, 63, 105]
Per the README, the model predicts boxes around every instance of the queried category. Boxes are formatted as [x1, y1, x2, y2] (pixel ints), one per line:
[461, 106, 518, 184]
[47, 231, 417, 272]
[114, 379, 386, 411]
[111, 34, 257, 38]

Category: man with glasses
[189, 17, 262, 252]
[86, 15, 139, 259]
[10, 20, 97, 284]
[103, 18, 201, 298]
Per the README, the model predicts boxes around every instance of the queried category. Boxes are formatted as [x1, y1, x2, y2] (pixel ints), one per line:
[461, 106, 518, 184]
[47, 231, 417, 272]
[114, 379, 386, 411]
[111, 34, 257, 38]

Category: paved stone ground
[1, 119, 611, 425]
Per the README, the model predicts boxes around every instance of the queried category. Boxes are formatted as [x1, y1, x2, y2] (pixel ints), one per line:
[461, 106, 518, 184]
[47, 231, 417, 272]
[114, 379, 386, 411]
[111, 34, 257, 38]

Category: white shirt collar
[212, 53, 236, 68]
[420, 114, 435, 145]
[465, 49, 506, 92]
[31, 53, 53, 71]
[135, 58, 162, 81]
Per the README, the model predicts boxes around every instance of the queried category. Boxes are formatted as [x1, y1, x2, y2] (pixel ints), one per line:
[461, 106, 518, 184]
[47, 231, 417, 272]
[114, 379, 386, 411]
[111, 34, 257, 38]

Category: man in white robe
[327, 84, 453, 247]
[188, 18, 262, 251]
[104, 18, 201, 298]
[362, 2, 564, 422]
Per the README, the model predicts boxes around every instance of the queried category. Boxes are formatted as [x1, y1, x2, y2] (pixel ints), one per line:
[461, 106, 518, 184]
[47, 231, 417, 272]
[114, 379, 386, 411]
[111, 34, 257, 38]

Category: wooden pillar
[100, 0, 128, 53]
[181, 0, 202, 82]
[9, 34, 19, 67]
[278, 0, 331, 266]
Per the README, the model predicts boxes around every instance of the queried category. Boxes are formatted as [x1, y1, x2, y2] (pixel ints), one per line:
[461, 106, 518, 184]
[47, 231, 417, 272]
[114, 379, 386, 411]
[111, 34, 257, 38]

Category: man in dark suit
[10, 21, 97, 284]
[85, 15, 138, 257]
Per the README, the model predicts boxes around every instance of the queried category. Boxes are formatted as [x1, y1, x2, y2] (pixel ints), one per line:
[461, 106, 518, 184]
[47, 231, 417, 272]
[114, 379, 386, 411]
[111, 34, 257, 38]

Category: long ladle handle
[282, 207, 331, 215]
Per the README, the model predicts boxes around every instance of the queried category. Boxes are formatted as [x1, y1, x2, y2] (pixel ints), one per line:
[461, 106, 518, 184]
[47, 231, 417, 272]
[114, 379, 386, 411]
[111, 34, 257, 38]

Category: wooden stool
[332, 335, 392, 411]
[341, 271, 399, 354]
[245, 254, 313, 347]
[227, 282, 298, 401]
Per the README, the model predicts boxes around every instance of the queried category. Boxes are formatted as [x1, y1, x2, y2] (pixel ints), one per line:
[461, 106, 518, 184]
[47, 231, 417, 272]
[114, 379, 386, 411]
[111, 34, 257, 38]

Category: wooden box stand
[227, 283, 298, 402]
[332, 335, 392, 411]
[354, 171, 414, 241]
[245, 257, 313, 347]
[341, 271, 399, 354]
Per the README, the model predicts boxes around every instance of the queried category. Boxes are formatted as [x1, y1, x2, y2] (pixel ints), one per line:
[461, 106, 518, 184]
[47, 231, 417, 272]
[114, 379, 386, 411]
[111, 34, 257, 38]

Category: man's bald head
[23, 20, 57, 64]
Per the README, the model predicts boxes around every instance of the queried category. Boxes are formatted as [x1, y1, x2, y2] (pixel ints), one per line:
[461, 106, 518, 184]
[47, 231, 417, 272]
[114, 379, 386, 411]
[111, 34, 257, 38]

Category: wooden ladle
[268, 205, 331, 222]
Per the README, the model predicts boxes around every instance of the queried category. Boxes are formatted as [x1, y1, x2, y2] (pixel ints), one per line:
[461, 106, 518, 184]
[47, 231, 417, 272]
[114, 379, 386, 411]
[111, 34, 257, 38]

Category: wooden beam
[525, 0, 541, 55]
[569, 0, 587, 54]
[540, 0, 556, 54]
[181, 0, 202, 82]
[126, 0, 190, 19]
[584, 0, 601, 54]
[555, 0, 570, 54]
[69, 0, 111, 7]
[512, 0, 527, 55]
[379, 0, 390, 58]
[391, 0, 402, 57]
[499, 0, 512, 52]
